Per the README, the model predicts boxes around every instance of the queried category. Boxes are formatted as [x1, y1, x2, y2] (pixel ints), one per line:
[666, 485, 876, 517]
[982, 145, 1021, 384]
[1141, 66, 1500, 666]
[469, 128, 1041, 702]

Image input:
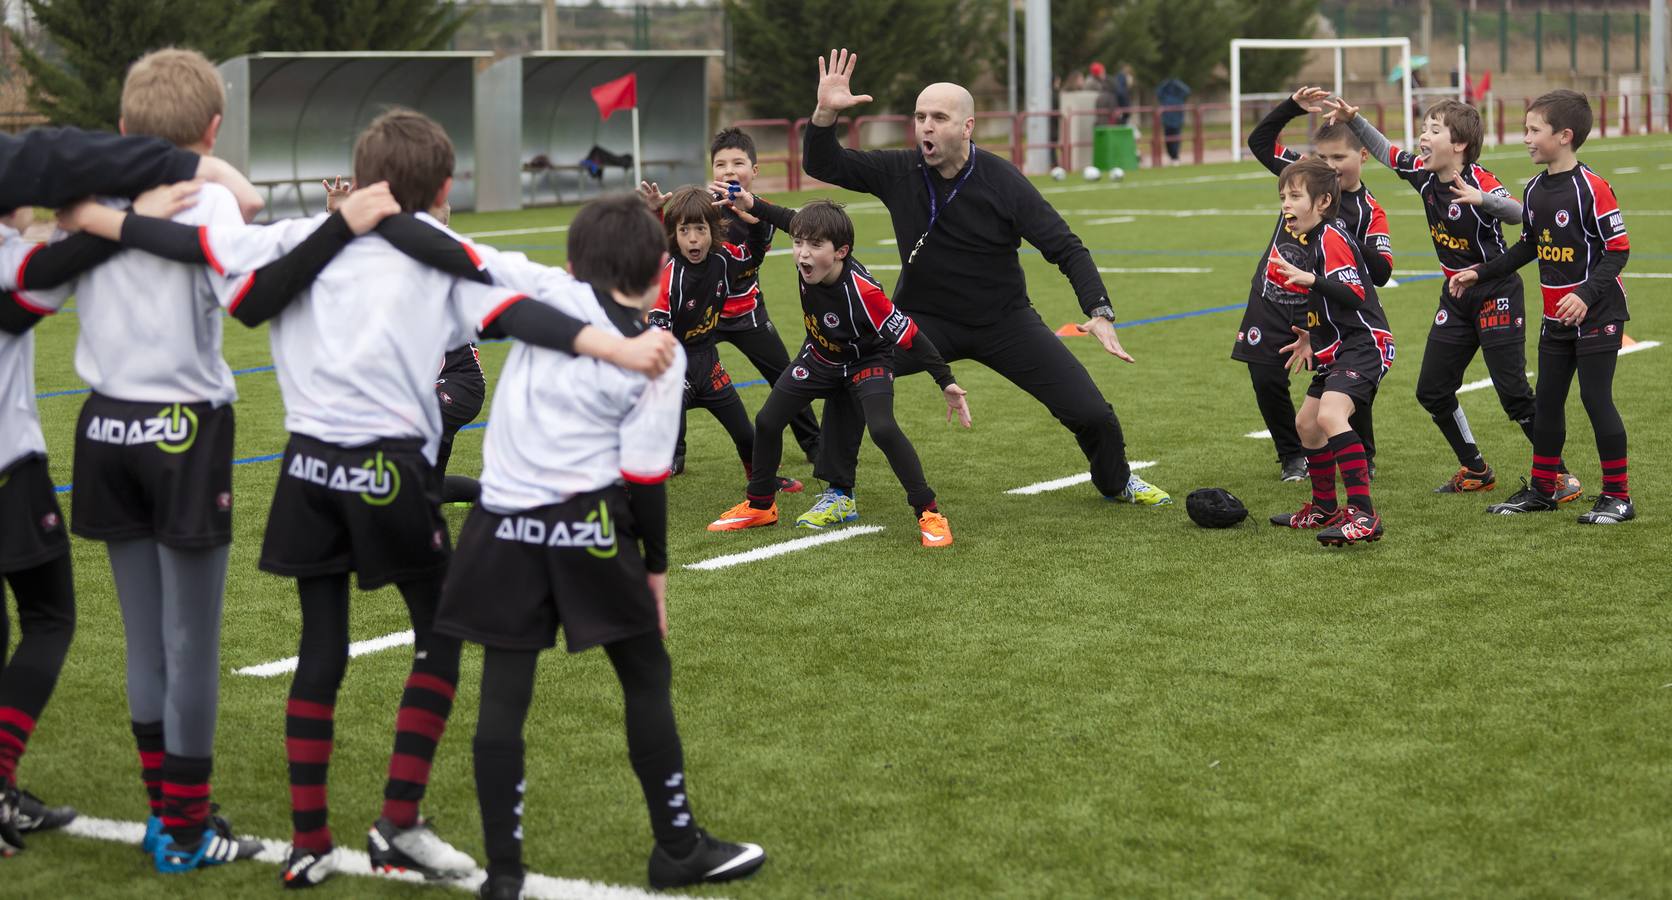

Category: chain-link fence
[1324, 1, 1661, 77]
[448, 1, 725, 56]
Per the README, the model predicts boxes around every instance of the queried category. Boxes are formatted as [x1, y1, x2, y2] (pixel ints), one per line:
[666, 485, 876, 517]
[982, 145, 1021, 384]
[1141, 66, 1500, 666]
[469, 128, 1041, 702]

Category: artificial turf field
[5, 133, 1672, 898]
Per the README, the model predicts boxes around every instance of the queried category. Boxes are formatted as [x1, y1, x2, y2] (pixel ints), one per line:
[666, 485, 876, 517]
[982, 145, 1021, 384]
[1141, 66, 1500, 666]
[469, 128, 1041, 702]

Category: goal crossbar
[1230, 37, 1412, 163]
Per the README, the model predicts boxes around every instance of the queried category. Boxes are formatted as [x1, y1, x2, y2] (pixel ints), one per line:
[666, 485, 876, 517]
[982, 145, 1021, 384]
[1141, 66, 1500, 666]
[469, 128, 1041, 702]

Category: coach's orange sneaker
[708, 500, 777, 531]
[918, 510, 953, 548]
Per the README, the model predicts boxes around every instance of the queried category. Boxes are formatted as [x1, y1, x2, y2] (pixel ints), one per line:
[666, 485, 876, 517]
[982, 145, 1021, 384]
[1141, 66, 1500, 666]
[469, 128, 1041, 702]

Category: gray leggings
[109, 539, 229, 758]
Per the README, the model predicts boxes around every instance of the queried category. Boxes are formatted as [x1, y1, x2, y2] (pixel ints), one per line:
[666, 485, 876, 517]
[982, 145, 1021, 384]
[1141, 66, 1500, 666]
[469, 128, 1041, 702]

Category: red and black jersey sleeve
[1316, 226, 1367, 304]
[1582, 167, 1630, 253]
[851, 264, 918, 348]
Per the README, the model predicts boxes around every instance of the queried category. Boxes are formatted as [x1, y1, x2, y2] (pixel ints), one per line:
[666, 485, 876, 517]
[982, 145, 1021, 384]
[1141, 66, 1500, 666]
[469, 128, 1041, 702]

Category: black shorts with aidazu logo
[434, 486, 654, 653]
[71, 393, 234, 549]
[1540, 318, 1626, 358]
[775, 349, 895, 402]
[260, 434, 449, 590]
[1306, 351, 1385, 408]
[1429, 275, 1526, 348]
[682, 342, 742, 410]
[0, 454, 70, 574]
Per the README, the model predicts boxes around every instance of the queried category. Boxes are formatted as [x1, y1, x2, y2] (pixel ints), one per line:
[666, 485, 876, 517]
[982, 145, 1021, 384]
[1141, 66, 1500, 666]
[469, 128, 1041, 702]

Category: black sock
[1517, 418, 1568, 473]
[473, 737, 526, 879]
[1433, 408, 1485, 470]
[161, 754, 213, 845]
[631, 743, 698, 857]
[913, 500, 938, 517]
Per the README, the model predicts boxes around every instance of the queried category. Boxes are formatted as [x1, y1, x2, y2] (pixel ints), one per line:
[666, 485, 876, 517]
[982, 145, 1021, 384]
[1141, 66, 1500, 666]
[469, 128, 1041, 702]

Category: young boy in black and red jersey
[1266, 159, 1396, 546]
[1328, 94, 1582, 502]
[704, 194, 969, 547]
[1449, 91, 1635, 524]
[1241, 86, 1393, 482]
[708, 128, 821, 464]
[649, 185, 801, 493]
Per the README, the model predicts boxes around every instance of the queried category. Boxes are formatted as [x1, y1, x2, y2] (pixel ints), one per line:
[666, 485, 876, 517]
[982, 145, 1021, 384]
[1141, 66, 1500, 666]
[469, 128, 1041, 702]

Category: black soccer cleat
[479, 871, 525, 899]
[1, 784, 26, 855]
[1317, 506, 1383, 546]
[647, 829, 766, 890]
[14, 788, 76, 833]
[1485, 479, 1559, 515]
[1577, 494, 1635, 525]
[1279, 456, 1308, 483]
[281, 845, 341, 889]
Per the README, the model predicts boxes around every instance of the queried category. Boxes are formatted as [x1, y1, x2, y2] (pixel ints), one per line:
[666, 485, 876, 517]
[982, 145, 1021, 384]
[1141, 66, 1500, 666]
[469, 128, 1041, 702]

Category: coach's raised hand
[339, 181, 400, 235]
[813, 48, 873, 127]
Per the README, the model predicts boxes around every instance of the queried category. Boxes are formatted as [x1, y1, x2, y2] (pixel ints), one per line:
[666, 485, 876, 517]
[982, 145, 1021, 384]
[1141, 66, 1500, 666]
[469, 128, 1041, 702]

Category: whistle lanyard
[907, 145, 976, 265]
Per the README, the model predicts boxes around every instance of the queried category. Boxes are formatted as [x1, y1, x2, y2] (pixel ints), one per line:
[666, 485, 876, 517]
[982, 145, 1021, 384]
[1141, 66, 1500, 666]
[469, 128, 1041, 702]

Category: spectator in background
[1089, 62, 1114, 124]
[1114, 63, 1135, 125]
[1156, 76, 1190, 165]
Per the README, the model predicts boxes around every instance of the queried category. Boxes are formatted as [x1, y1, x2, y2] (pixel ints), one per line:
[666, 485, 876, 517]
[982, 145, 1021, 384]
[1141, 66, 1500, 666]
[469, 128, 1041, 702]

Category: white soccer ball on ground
[1082, 166, 1102, 182]
[1109, 166, 1126, 182]
[1049, 166, 1066, 181]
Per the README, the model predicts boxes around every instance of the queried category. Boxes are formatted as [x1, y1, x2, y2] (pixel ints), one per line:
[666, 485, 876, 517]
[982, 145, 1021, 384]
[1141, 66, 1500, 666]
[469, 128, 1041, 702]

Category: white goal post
[1231, 37, 1413, 163]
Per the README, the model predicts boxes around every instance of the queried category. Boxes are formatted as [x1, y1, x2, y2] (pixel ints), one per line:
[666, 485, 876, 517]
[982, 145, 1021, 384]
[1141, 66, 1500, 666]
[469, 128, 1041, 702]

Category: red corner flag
[591, 73, 638, 120]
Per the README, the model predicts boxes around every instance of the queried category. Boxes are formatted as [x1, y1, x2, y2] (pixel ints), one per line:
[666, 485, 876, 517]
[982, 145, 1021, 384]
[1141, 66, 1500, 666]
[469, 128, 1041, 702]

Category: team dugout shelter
[216, 50, 721, 217]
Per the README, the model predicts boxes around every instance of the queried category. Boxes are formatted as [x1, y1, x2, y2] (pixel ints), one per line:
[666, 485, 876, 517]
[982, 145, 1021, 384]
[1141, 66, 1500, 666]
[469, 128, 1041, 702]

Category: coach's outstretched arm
[803, 49, 909, 194]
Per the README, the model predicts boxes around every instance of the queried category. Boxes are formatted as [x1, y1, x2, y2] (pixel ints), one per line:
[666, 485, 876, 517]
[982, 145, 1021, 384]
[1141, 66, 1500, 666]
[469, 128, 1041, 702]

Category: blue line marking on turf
[1110, 303, 1243, 328]
[35, 364, 276, 400]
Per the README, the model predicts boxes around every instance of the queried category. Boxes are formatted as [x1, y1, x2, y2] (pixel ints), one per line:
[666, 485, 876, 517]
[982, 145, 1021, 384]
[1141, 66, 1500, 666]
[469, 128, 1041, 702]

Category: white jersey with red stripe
[0, 227, 74, 470]
[477, 278, 685, 514]
[1518, 162, 1631, 323]
[201, 210, 525, 464]
[47, 182, 246, 405]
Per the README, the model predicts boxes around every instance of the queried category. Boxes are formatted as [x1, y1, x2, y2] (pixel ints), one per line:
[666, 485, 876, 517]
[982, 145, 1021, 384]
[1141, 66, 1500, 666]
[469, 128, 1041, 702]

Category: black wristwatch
[1087, 302, 1116, 322]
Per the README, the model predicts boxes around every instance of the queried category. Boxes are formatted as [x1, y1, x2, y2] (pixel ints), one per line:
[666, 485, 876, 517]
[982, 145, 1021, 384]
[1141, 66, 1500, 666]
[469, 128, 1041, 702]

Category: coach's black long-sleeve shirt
[0, 127, 199, 211]
[803, 122, 1109, 326]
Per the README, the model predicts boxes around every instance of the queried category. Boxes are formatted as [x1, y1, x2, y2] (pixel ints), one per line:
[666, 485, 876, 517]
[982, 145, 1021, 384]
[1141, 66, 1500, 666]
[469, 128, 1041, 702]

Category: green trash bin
[1093, 125, 1139, 172]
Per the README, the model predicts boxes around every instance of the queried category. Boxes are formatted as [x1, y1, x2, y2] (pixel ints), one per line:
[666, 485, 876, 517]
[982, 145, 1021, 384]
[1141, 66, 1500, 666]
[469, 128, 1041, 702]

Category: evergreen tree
[725, 0, 994, 119]
[7, 0, 270, 130]
[256, 0, 473, 53]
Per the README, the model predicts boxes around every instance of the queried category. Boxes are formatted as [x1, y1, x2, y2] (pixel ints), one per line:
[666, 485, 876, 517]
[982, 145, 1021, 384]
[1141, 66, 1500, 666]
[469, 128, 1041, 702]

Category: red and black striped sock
[1305, 446, 1337, 510]
[0, 708, 34, 787]
[1530, 454, 1562, 496]
[160, 754, 212, 845]
[1598, 433, 1628, 499]
[286, 696, 336, 853]
[381, 670, 457, 829]
[131, 720, 165, 816]
[1328, 431, 1374, 514]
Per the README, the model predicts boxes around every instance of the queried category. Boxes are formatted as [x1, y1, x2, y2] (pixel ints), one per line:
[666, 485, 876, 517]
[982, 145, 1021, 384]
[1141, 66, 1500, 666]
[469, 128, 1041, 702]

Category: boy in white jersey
[40, 49, 273, 872]
[0, 206, 151, 854]
[430, 194, 765, 899]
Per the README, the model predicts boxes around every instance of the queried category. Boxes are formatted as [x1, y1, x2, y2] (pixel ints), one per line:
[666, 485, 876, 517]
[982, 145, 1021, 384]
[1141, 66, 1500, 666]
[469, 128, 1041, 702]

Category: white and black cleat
[1279, 456, 1308, 483]
[281, 845, 341, 889]
[1, 785, 25, 855]
[647, 829, 766, 890]
[368, 817, 476, 880]
[1577, 494, 1635, 525]
[14, 789, 76, 833]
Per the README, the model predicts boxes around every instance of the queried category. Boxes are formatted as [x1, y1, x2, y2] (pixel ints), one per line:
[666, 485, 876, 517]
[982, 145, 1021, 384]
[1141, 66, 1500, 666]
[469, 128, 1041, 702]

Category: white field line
[461, 225, 569, 239]
[1459, 371, 1535, 394]
[235, 630, 415, 678]
[1005, 460, 1155, 495]
[1085, 216, 1137, 225]
[1658, 163, 1672, 170]
[61, 815, 673, 900]
[1624, 272, 1672, 279]
[1620, 339, 1662, 356]
[1246, 430, 1271, 440]
[1096, 266, 1212, 274]
[683, 525, 885, 571]
[1614, 166, 1642, 174]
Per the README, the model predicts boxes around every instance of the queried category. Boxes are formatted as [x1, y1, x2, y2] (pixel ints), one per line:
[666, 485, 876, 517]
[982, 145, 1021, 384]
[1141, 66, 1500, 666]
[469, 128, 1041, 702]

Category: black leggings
[753, 387, 933, 510]
[288, 574, 460, 705]
[678, 393, 755, 468]
[474, 633, 688, 878]
[1532, 346, 1623, 458]
[718, 320, 820, 455]
[0, 554, 75, 761]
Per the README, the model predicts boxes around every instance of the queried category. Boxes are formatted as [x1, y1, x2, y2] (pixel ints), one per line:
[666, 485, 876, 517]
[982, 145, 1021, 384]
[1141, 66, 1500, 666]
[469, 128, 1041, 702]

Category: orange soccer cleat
[707, 500, 778, 532]
[917, 510, 953, 548]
